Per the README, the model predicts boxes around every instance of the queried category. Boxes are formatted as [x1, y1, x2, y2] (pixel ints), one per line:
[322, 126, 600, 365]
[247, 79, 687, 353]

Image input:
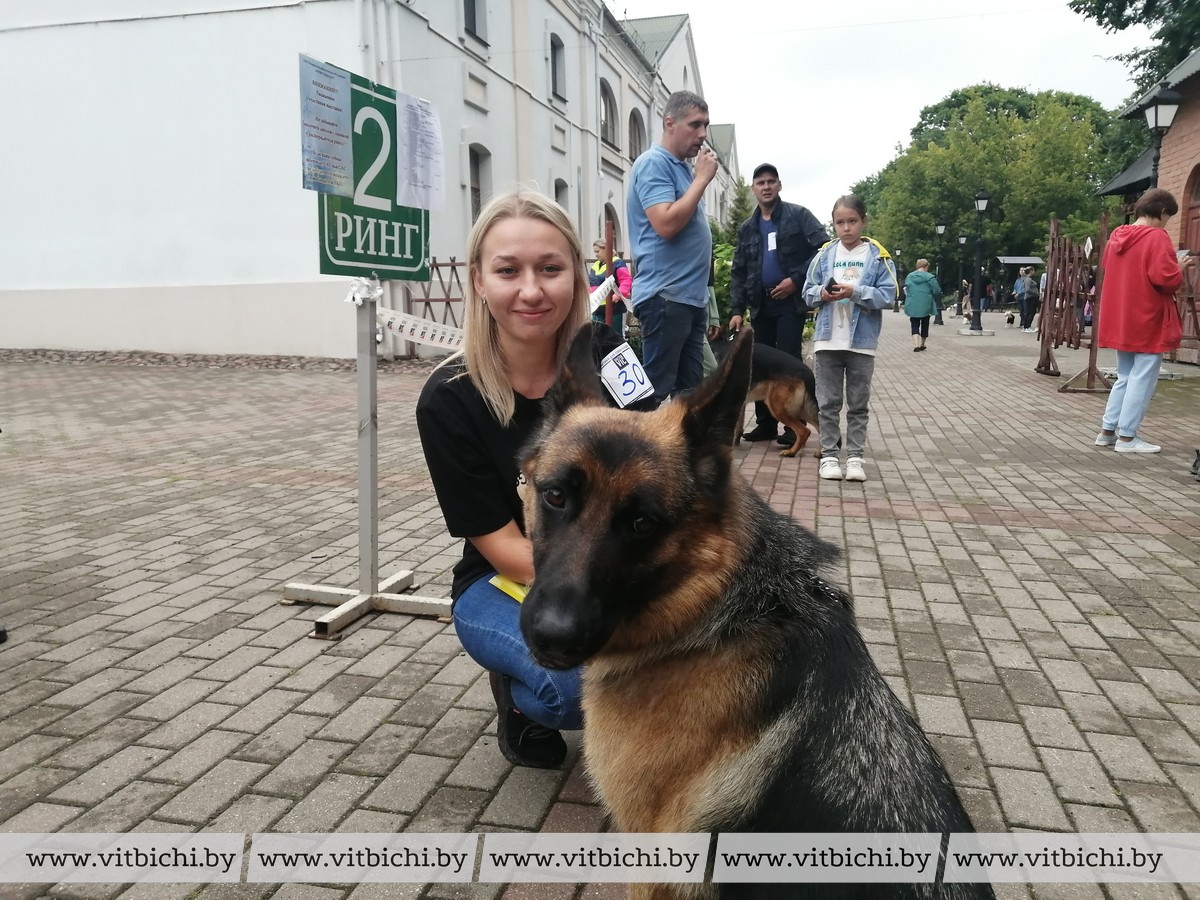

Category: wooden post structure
[603, 220, 615, 328]
[1059, 213, 1113, 392]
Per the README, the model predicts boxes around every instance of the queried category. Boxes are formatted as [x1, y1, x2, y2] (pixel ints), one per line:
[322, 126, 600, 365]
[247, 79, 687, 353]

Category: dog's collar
[807, 575, 844, 605]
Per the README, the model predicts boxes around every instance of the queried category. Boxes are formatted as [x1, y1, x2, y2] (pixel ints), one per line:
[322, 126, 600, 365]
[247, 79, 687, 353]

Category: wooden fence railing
[1037, 217, 1109, 390]
[1170, 265, 1200, 365]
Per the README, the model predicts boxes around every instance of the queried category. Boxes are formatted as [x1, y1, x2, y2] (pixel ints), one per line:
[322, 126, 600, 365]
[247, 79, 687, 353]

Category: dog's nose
[524, 604, 592, 669]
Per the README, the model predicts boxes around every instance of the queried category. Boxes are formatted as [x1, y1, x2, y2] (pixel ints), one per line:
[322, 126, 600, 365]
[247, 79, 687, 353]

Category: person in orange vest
[589, 239, 633, 337]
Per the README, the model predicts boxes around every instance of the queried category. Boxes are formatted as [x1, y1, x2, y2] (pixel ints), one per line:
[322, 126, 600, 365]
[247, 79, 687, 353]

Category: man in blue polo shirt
[627, 90, 718, 402]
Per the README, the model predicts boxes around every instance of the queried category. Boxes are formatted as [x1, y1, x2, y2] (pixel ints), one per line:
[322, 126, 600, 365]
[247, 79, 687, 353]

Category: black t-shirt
[415, 324, 652, 600]
[416, 362, 543, 599]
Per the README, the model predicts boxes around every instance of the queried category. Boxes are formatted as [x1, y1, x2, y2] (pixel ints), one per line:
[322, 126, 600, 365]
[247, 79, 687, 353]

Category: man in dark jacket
[728, 163, 828, 443]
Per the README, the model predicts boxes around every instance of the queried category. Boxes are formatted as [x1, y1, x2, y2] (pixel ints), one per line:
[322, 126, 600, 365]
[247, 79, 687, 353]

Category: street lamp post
[1141, 80, 1182, 188]
[893, 247, 903, 312]
[970, 191, 990, 333]
[956, 234, 967, 316]
[933, 220, 947, 325]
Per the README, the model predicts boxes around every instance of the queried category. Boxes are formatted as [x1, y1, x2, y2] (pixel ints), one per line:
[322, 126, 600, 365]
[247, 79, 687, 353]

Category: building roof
[1096, 145, 1154, 198]
[1120, 45, 1200, 118]
[708, 124, 736, 167]
[601, 5, 655, 72]
[620, 14, 688, 67]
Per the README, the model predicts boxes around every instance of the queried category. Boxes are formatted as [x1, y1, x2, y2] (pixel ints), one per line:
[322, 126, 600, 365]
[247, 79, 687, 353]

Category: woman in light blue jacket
[802, 195, 896, 483]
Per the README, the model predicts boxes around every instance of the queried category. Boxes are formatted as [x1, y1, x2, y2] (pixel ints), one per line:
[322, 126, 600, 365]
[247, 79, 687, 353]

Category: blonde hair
[915, 258, 930, 269]
[449, 190, 591, 426]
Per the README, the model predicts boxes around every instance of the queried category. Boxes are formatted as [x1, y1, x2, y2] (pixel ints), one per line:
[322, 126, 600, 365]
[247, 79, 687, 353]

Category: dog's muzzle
[520, 590, 605, 670]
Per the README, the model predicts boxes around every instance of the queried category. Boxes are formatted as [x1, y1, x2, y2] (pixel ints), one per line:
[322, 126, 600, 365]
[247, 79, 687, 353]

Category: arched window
[550, 34, 565, 100]
[600, 80, 618, 147]
[604, 204, 621, 252]
[627, 109, 646, 162]
[469, 144, 491, 222]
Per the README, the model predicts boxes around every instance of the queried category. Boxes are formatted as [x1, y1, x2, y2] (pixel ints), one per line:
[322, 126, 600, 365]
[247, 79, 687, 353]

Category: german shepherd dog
[712, 336, 819, 459]
[519, 327, 992, 900]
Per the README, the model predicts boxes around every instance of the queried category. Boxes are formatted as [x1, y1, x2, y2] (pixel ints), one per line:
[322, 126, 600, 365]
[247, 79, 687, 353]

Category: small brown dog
[713, 334, 819, 458]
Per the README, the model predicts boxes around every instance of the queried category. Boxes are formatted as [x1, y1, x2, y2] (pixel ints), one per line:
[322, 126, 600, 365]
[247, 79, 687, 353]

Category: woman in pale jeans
[1093, 188, 1195, 454]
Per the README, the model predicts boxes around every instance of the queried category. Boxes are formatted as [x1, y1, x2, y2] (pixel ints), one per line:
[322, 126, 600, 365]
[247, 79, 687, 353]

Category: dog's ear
[542, 323, 608, 424]
[678, 327, 753, 475]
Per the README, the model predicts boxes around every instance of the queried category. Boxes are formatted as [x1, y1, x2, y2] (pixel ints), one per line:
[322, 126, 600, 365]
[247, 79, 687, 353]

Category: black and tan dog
[712, 335, 819, 458]
[519, 327, 992, 900]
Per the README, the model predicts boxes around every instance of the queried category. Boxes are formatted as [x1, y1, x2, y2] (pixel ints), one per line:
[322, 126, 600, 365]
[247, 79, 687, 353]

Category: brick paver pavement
[2, 311, 1198, 900]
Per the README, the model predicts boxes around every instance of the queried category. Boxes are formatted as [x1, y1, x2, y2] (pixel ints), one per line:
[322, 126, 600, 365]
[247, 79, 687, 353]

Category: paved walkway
[1, 312, 1198, 900]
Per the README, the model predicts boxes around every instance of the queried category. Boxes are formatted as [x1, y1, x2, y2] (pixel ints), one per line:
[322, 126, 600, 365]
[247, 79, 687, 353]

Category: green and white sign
[310, 63, 430, 281]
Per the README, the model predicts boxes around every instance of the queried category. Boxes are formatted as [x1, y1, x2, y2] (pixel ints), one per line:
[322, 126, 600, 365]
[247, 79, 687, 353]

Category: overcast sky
[613, 0, 1155, 220]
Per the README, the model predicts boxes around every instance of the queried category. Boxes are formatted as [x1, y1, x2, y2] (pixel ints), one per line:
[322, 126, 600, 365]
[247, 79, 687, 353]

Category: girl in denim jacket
[802, 195, 897, 483]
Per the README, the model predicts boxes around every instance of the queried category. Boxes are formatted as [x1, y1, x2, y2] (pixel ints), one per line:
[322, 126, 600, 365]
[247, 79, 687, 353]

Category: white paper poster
[395, 93, 445, 211]
[299, 55, 353, 197]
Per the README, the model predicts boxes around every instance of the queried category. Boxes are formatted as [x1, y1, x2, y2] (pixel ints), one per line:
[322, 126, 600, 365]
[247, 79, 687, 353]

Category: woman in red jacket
[1094, 189, 1196, 454]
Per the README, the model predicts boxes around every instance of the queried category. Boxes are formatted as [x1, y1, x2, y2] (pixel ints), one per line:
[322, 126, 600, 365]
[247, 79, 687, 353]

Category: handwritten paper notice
[599, 342, 653, 408]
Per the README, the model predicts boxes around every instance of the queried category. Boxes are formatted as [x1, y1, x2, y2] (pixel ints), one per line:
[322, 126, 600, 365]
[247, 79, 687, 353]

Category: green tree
[910, 84, 1036, 146]
[1069, 0, 1200, 88]
[720, 177, 753, 245]
[863, 88, 1127, 271]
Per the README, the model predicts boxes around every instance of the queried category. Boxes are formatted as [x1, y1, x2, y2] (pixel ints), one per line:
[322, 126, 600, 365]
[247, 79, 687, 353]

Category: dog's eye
[542, 487, 566, 509]
[630, 515, 656, 535]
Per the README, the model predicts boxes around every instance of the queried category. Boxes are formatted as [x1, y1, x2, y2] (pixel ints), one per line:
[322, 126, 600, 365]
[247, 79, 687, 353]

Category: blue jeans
[453, 574, 583, 731]
[635, 294, 707, 401]
[1101, 350, 1163, 439]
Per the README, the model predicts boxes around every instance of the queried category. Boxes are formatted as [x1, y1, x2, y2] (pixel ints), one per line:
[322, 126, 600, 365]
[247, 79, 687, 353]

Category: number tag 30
[599, 342, 654, 408]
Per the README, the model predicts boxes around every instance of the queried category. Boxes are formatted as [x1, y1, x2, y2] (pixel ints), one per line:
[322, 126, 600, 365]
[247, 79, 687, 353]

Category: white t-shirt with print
[814, 241, 874, 356]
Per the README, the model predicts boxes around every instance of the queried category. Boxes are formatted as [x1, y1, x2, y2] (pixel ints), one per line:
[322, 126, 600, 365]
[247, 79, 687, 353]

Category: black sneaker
[742, 424, 778, 442]
[489, 672, 567, 768]
[776, 428, 797, 447]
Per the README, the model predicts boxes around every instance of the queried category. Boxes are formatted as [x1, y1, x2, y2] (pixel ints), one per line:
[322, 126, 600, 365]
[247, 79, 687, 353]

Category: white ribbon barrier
[589, 275, 616, 314]
[361, 273, 614, 351]
[376, 308, 464, 351]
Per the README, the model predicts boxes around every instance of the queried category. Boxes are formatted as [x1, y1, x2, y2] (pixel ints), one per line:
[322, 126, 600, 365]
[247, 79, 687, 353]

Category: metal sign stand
[283, 278, 451, 639]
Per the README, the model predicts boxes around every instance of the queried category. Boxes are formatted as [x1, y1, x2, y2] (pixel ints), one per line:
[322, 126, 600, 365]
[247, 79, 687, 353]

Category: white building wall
[0, 0, 736, 358]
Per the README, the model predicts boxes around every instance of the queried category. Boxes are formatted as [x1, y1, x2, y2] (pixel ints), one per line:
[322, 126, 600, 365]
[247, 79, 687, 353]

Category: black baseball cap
[752, 163, 779, 180]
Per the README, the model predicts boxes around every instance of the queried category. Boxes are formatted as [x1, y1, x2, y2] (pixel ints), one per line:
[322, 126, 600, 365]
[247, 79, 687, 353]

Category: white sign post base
[282, 571, 451, 639]
[282, 278, 452, 639]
